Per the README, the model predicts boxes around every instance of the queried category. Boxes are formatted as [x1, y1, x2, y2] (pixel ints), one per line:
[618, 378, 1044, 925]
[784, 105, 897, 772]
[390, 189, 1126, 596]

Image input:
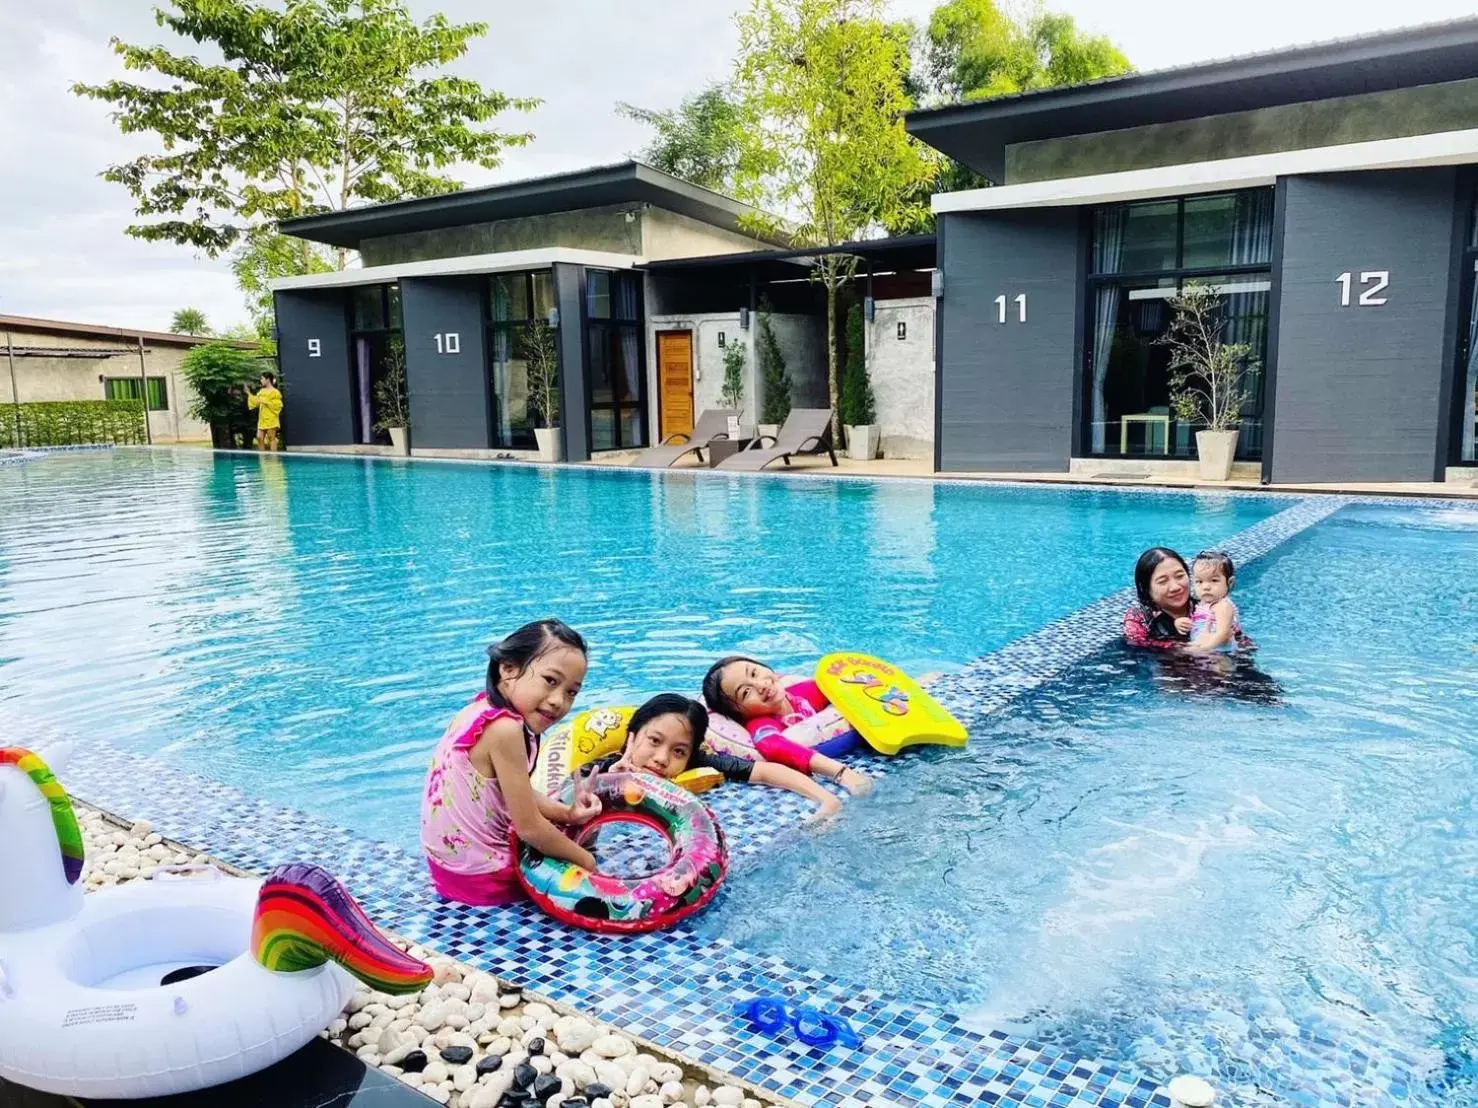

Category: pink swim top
[1190, 599, 1242, 651]
[420, 695, 537, 884]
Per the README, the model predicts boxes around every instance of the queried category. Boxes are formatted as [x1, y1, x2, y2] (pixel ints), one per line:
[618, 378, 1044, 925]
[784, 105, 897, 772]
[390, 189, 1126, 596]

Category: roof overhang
[907, 18, 1478, 181]
[933, 128, 1478, 214]
[278, 162, 785, 250]
[642, 235, 936, 281]
[269, 248, 642, 293]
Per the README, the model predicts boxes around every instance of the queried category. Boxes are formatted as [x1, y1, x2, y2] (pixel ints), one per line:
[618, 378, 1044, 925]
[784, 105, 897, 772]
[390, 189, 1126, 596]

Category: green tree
[732, 0, 934, 440]
[170, 307, 211, 335]
[617, 85, 745, 193]
[524, 321, 560, 429]
[839, 301, 875, 427]
[924, 0, 1130, 103]
[233, 230, 335, 338]
[181, 340, 263, 448]
[720, 340, 747, 413]
[73, 0, 539, 291]
[757, 299, 792, 426]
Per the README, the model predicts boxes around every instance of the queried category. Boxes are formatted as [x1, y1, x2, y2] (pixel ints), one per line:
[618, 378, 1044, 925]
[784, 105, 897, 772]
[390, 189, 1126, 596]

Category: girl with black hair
[421, 619, 602, 906]
[597, 693, 845, 821]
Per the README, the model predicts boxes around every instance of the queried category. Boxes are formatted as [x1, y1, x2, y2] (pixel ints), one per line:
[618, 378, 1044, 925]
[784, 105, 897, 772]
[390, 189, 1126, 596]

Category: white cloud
[2, 0, 1473, 332]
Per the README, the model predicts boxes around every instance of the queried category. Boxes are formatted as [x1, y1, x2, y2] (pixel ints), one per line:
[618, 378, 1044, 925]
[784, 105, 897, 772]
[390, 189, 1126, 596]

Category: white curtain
[1090, 208, 1126, 453]
[491, 329, 512, 446]
[355, 338, 371, 444]
[1465, 278, 1478, 460]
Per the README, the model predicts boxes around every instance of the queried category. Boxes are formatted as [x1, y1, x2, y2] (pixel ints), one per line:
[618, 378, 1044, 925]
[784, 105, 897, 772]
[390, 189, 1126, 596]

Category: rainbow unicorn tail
[251, 862, 432, 995]
[0, 747, 84, 885]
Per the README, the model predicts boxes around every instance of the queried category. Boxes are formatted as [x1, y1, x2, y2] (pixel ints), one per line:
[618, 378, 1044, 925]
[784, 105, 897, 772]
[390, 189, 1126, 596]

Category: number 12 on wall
[1335, 271, 1389, 307]
[994, 294, 1028, 323]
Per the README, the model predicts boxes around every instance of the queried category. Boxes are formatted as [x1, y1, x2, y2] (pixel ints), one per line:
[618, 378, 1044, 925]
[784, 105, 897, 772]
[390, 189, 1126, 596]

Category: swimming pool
[3, 450, 1474, 1107]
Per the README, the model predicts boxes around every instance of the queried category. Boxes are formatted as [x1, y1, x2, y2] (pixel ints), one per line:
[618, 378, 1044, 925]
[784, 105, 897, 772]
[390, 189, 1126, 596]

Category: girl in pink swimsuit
[420, 620, 602, 906]
[702, 656, 872, 797]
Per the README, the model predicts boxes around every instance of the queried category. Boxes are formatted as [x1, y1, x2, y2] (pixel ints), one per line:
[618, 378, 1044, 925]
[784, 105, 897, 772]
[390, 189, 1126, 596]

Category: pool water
[696, 501, 1478, 1107]
[0, 450, 1274, 846]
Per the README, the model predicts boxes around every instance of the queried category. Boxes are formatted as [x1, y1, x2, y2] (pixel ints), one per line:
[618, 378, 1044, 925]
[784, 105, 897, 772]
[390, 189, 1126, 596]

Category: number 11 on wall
[994, 294, 1028, 323]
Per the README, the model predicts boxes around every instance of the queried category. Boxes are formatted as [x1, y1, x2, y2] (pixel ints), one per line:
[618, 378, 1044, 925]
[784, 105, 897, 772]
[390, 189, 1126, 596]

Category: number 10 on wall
[994, 294, 1028, 323]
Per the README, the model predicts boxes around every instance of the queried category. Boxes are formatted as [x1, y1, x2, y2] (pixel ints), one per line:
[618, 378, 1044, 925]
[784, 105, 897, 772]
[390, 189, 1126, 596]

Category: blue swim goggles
[733, 997, 862, 1049]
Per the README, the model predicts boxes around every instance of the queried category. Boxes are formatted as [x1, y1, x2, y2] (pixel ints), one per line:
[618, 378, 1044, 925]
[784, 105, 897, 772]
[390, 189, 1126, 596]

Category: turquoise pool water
[0, 450, 1274, 844]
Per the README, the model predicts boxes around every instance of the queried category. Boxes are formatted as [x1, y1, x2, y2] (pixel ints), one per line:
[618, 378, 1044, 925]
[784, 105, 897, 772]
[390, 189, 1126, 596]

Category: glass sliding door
[586, 270, 646, 451]
[486, 271, 553, 450]
[348, 284, 402, 445]
[1085, 189, 1274, 461]
[1455, 186, 1478, 466]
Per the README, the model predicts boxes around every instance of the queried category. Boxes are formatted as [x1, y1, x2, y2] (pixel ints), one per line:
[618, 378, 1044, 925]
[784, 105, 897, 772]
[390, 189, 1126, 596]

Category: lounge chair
[716, 408, 838, 472]
[628, 409, 739, 469]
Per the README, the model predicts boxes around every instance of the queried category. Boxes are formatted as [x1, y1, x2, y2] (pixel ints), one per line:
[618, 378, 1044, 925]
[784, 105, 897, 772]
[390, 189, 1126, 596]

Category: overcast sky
[1, 0, 1473, 333]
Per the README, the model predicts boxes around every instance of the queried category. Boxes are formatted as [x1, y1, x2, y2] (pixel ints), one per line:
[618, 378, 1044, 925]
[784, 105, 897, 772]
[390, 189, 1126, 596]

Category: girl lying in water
[702, 656, 872, 797]
[602, 693, 847, 820]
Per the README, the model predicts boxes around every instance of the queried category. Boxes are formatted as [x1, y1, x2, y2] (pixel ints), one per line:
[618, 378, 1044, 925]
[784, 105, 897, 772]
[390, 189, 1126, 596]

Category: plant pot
[535, 426, 563, 463]
[847, 424, 879, 461]
[1195, 429, 1238, 481]
[387, 426, 408, 455]
[757, 423, 779, 440]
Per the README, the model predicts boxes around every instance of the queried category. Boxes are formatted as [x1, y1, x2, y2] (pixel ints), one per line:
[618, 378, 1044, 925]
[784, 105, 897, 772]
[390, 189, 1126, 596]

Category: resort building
[271, 18, 1478, 485]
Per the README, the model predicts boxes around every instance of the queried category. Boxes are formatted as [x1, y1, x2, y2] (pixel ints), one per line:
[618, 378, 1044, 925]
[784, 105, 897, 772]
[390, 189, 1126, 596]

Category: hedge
[0, 401, 148, 449]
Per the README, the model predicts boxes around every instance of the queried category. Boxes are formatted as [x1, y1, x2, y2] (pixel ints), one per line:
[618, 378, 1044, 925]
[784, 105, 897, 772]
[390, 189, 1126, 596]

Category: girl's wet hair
[628, 693, 708, 751]
[1133, 547, 1190, 609]
[485, 619, 587, 707]
[1193, 549, 1236, 581]
[701, 655, 764, 721]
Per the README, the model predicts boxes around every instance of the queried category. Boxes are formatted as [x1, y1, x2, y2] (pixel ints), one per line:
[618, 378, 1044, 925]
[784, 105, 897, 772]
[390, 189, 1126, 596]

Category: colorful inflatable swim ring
[532, 706, 723, 796]
[514, 771, 727, 934]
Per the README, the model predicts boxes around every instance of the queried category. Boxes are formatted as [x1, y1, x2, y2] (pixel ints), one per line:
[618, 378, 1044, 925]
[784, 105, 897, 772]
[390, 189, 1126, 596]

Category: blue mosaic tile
[1, 491, 1456, 1108]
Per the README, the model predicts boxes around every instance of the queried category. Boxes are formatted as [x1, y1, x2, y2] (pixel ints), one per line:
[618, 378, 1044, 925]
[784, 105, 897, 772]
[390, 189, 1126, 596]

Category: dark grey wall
[399, 278, 491, 450]
[552, 263, 589, 462]
[273, 288, 352, 445]
[1269, 168, 1460, 483]
[937, 209, 1081, 471]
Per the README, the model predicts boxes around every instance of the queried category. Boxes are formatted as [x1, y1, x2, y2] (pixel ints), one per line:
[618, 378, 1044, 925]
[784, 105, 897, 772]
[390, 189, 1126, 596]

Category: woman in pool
[1124, 547, 1252, 652]
[702, 657, 871, 797]
[602, 693, 846, 820]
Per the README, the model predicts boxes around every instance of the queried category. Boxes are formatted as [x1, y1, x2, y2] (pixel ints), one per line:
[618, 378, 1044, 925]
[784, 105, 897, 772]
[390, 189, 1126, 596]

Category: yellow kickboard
[532, 705, 719, 795]
[813, 653, 966, 756]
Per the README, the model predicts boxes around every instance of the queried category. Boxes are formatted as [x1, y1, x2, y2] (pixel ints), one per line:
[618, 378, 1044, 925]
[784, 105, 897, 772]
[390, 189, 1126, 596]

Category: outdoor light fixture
[897, 321, 907, 341]
[931, 270, 944, 299]
[739, 307, 751, 331]
[718, 332, 727, 347]
[864, 296, 875, 323]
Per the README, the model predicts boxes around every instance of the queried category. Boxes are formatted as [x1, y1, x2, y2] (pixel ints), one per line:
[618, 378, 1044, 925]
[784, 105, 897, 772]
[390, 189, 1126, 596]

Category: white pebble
[348, 1012, 373, 1031]
[424, 1084, 452, 1105]
[498, 1018, 524, 1038]
[484, 1035, 511, 1056]
[629, 1096, 663, 1108]
[592, 1100, 613, 1108]
[1168, 1075, 1217, 1107]
[469, 973, 502, 1006]
[422, 1061, 449, 1083]
[416, 1004, 447, 1031]
[660, 1082, 684, 1104]
[523, 1001, 554, 1024]
[399, 1073, 425, 1088]
[693, 1085, 711, 1106]
[129, 819, 153, 836]
[626, 1066, 650, 1097]
[504, 1049, 528, 1069]
[594, 1060, 628, 1091]
[498, 994, 521, 1009]
[383, 1042, 418, 1066]
[444, 1014, 470, 1030]
[742, 1100, 762, 1108]
[595, 1035, 635, 1059]
[650, 1062, 682, 1085]
[530, 1056, 553, 1075]
[385, 993, 417, 1010]
[713, 1088, 743, 1107]
[557, 1061, 596, 1089]
[442, 982, 471, 1001]
[556, 1018, 598, 1054]
[452, 1065, 477, 1092]
[467, 1003, 486, 1023]
[355, 1046, 380, 1064]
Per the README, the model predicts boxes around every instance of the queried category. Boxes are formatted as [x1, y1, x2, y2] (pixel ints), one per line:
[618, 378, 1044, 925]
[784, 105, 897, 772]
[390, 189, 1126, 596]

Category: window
[486, 270, 555, 449]
[585, 270, 645, 450]
[1455, 184, 1478, 465]
[349, 284, 403, 445]
[104, 376, 168, 411]
[1085, 189, 1274, 461]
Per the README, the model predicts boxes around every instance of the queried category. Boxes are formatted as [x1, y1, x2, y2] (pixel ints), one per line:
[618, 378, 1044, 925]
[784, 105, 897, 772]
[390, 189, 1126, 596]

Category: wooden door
[656, 330, 694, 442]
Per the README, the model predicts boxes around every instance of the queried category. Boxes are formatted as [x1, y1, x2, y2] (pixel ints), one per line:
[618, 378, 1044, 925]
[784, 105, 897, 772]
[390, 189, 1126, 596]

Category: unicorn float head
[0, 745, 433, 1099]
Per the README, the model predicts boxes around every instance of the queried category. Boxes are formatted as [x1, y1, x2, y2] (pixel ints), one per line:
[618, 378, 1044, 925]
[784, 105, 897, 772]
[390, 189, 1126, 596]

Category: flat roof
[279, 161, 787, 250]
[643, 234, 936, 280]
[907, 17, 1478, 182]
[0, 314, 256, 349]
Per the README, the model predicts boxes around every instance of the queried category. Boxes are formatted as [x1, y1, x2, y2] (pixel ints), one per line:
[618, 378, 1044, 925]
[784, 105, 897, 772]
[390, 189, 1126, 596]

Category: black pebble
[560, 1100, 590, 1108]
[475, 1055, 503, 1076]
[533, 1074, 562, 1100]
[525, 1036, 545, 1056]
[583, 1083, 613, 1099]
[512, 1062, 537, 1089]
[440, 1045, 474, 1065]
[398, 1049, 428, 1074]
[496, 1094, 524, 1108]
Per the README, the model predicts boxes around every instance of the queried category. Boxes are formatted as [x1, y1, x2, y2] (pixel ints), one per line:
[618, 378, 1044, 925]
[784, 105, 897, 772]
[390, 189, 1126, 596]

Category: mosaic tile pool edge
[0, 492, 1429, 1108]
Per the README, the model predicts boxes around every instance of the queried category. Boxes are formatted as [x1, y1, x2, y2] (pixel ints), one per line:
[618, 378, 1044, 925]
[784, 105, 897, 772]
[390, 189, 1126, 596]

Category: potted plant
[525, 320, 562, 462]
[373, 336, 410, 454]
[841, 303, 878, 460]
[757, 299, 790, 439]
[721, 339, 746, 437]
[1160, 282, 1256, 481]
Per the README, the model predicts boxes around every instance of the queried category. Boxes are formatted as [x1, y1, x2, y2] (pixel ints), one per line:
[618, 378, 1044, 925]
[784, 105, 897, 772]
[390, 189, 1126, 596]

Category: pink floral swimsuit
[420, 695, 538, 906]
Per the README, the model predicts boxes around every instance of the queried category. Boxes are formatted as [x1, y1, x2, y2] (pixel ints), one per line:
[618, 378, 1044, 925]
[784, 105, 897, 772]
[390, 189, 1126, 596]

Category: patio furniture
[716, 409, 838, 472]
[1120, 411, 1171, 455]
[705, 437, 754, 468]
[628, 409, 740, 468]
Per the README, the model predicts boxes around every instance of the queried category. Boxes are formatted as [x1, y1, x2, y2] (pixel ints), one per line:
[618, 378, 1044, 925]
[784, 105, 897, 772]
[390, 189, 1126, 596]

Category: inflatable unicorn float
[0, 745, 431, 1099]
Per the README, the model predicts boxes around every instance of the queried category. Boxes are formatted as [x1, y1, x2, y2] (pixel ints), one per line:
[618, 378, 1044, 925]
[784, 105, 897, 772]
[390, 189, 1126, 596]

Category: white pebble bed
[77, 804, 781, 1108]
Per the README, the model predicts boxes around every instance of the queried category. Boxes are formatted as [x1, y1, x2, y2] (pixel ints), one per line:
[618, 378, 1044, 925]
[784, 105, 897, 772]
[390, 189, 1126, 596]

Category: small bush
[839, 303, 875, 427]
[0, 401, 146, 448]
[757, 301, 791, 426]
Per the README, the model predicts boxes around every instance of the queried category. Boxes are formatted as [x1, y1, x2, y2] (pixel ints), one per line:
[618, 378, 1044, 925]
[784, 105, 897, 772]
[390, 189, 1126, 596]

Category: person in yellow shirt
[244, 371, 284, 451]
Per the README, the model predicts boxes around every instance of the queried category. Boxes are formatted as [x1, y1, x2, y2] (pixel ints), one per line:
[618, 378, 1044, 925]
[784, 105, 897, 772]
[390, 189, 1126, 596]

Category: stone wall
[1006, 77, 1478, 183]
[640, 207, 771, 261]
[865, 297, 935, 459]
[0, 332, 210, 443]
